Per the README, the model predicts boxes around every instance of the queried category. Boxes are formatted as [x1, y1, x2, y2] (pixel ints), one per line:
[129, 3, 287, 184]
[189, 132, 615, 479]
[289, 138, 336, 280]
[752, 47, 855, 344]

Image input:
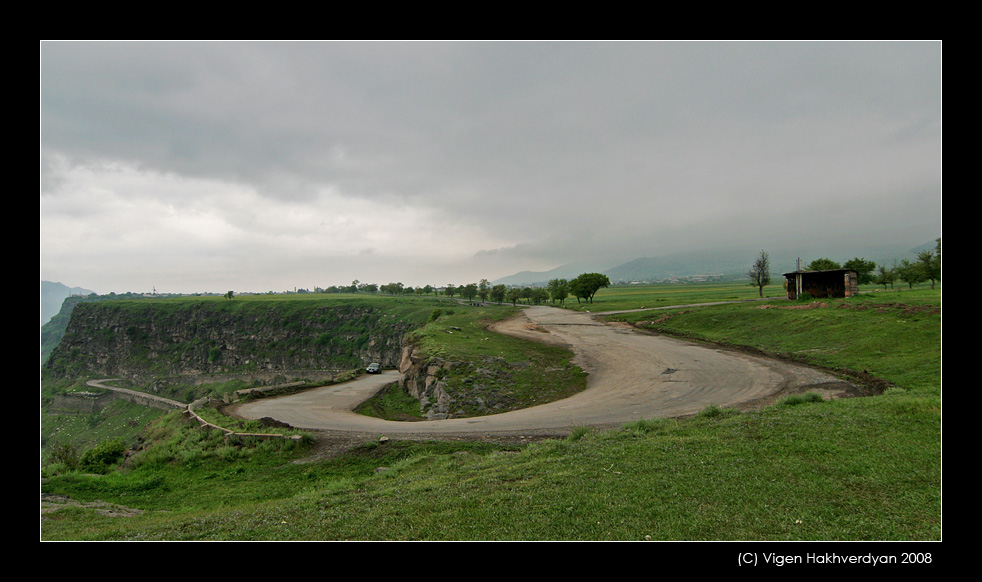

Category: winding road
[232, 304, 855, 437]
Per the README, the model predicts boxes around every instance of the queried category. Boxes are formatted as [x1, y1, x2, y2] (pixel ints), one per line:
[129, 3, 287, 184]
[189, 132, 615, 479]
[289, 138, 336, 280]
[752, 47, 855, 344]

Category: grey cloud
[40, 41, 941, 293]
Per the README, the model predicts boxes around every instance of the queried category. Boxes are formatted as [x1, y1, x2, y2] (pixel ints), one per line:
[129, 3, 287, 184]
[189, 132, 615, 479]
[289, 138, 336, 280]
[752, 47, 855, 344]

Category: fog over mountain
[41, 281, 95, 325]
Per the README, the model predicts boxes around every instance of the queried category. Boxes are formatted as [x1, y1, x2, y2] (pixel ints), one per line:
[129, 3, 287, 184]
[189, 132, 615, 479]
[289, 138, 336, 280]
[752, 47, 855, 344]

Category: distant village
[621, 274, 727, 285]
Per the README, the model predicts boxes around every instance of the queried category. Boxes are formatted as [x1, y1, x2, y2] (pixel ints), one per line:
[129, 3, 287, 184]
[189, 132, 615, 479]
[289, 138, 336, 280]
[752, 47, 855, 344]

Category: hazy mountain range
[41, 281, 95, 326]
[491, 242, 936, 287]
[40, 240, 937, 326]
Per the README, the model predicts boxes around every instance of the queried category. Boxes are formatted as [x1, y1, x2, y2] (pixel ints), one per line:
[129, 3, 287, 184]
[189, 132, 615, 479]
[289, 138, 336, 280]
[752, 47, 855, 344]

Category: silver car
[366, 363, 381, 374]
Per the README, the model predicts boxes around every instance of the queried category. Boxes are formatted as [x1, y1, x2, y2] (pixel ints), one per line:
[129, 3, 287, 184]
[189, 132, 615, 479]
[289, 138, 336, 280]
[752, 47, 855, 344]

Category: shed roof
[782, 268, 858, 277]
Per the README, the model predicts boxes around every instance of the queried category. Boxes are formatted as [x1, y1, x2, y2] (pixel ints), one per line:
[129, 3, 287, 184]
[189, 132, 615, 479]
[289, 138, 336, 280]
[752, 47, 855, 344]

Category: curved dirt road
[233, 305, 854, 436]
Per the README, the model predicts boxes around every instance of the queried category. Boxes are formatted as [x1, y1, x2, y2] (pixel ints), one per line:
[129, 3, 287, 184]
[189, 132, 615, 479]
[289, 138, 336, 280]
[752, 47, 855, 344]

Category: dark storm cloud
[40, 41, 941, 293]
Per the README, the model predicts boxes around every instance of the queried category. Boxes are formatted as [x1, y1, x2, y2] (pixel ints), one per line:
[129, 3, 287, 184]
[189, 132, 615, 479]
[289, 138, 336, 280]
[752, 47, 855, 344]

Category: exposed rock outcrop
[397, 344, 528, 420]
[398, 344, 456, 420]
[44, 300, 416, 384]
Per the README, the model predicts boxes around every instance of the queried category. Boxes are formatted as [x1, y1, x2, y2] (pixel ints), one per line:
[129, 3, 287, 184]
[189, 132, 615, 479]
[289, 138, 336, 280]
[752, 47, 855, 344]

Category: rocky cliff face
[397, 343, 528, 420]
[44, 300, 416, 383]
[398, 344, 456, 420]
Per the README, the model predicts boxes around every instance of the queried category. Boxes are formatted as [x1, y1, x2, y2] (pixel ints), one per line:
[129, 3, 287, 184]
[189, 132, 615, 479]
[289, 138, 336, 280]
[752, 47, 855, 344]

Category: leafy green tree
[506, 288, 522, 305]
[461, 283, 478, 301]
[548, 278, 569, 305]
[569, 273, 611, 304]
[224, 290, 234, 300]
[843, 257, 877, 285]
[521, 287, 533, 304]
[806, 258, 841, 271]
[875, 265, 896, 289]
[917, 238, 941, 289]
[569, 278, 588, 303]
[490, 284, 507, 304]
[382, 282, 404, 295]
[444, 284, 456, 298]
[747, 250, 771, 298]
[478, 279, 490, 302]
[895, 259, 926, 289]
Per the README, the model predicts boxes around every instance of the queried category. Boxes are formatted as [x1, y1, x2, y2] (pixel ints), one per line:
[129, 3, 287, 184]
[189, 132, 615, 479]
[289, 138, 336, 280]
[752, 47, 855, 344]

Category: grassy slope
[379, 304, 588, 418]
[40, 284, 941, 541]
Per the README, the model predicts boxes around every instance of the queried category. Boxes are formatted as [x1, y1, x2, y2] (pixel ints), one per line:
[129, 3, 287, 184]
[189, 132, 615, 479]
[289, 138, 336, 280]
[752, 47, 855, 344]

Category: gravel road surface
[232, 305, 854, 436]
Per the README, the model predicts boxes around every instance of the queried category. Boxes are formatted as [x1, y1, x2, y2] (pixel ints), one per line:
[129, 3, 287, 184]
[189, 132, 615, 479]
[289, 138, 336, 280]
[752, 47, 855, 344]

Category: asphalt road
[232, 304, 853, 436]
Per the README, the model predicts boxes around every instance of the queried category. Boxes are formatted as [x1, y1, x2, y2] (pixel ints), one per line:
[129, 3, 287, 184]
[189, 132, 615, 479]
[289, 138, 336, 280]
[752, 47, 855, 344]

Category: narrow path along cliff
[231, 304, 857, 437]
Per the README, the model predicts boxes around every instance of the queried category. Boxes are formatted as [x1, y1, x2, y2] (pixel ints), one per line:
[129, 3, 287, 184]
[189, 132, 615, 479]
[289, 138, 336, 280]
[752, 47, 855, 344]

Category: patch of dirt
[486, 312, 569, 347]
[41, 493, 144, 518]
[635, 310, 691, 326]
[257, 416, 293, 429]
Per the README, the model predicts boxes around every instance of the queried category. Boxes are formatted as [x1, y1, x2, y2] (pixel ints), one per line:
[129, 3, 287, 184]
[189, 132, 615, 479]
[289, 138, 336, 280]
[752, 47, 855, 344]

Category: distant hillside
[492, 242, 937, 287]
[41, 281, 95, 326]
[491, 260, 616, 287]
[604, 251, 749, 283]
[490, 250, 753, 286]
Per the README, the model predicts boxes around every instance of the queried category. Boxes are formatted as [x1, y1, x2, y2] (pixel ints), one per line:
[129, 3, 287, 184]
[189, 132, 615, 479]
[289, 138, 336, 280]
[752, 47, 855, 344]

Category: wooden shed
[783, 268, 859, 300]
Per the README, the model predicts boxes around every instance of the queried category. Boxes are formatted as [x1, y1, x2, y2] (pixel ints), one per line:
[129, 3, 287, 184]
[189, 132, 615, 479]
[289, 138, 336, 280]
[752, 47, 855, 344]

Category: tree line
[747, 238, 941, 297]
[315, 273, 612, 306]
[800, 238, 941, 290]
[871, 238, 941, 289]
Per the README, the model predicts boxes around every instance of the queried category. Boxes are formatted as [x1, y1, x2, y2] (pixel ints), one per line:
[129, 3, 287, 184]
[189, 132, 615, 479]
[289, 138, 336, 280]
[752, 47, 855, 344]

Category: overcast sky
[40, 41, 941, 295]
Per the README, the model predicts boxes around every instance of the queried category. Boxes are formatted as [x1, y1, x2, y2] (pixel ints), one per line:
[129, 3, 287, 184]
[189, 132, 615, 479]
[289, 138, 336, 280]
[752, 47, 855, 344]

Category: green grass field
[562, 280, 786, 312]
[41, 283, 941, 541]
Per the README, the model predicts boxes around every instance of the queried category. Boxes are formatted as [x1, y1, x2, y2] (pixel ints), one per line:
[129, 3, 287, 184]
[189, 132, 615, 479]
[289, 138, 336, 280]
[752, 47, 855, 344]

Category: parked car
[366, 363, 381, 374]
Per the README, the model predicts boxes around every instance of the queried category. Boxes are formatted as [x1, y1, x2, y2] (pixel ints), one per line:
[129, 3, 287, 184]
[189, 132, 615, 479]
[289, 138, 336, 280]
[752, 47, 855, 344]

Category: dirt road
[232, 305, 855, 437]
